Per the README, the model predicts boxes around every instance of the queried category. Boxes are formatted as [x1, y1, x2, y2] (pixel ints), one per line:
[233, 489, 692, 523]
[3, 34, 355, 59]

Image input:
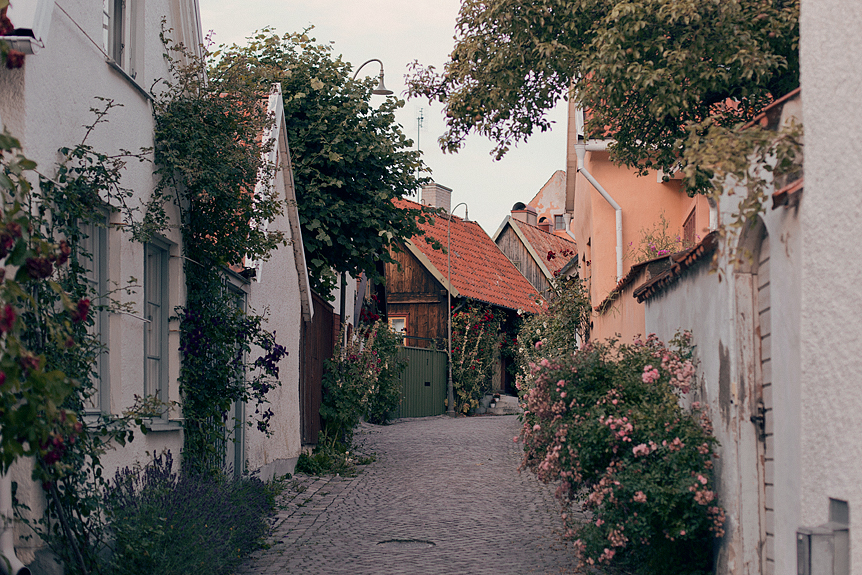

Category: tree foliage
[214, 30, 432, 296]
[407, 0, 799, 186]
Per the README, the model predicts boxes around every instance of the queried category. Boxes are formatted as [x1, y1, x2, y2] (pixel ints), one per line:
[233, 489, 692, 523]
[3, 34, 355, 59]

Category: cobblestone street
[237, 414, 584, 575]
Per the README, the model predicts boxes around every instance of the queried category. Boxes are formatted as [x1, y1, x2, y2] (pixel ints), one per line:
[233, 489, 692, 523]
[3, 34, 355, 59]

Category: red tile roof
[742, 87, 801, 130]
[632, 231, 719, 303]
[395, 199, 545, 313]
[772, 177, 803, 209]
[507, 218, 577, 278]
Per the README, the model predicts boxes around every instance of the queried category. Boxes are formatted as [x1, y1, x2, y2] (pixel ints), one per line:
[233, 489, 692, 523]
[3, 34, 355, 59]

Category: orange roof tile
[507, 218, 577, 278]
[632, 231, 719, 303]
[395, 199, 545, 313]
[772, 177, 803, 209]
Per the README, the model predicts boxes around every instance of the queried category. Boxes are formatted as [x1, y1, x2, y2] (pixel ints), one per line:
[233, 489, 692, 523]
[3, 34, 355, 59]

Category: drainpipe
[574, 141, 623, 282]
[707, 197, 718, 231]
[0, 472, 29, 575]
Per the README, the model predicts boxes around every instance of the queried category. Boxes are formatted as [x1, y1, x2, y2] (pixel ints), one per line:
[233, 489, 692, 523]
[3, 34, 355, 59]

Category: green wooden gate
[390, 346, 447, 418]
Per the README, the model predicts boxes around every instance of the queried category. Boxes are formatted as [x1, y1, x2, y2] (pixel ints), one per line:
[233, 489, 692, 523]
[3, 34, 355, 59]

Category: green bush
[103, 452, 275, 575]
[519, 332, 724, 574]
[321, 320, 407, 440]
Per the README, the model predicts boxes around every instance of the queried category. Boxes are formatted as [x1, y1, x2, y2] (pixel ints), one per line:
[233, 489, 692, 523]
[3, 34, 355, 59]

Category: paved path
[238, 415, 585, 575]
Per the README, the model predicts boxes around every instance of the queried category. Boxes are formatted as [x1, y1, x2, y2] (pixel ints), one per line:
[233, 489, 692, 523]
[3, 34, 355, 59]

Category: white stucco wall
[645, 196, 802, 573]
[0, 1, 200, 565]
[244, 140, 304, 480]
[799, 0, 862, 567]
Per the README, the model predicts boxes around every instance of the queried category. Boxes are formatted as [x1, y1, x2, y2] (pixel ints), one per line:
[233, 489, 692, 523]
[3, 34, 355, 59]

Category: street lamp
[352, 58, 394, 95]
[447, 202, 469, 417]
[338, 59, 392, 341]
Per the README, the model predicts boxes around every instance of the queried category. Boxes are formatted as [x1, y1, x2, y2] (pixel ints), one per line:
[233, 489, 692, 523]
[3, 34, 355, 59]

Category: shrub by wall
[519, 332, 725, 574]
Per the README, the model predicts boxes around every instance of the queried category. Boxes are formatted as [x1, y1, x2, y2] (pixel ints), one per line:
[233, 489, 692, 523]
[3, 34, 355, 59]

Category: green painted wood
[391, 346, 447, 418]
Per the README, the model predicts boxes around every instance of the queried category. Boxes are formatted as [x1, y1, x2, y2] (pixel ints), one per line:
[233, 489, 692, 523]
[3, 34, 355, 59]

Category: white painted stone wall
[0, 1, 200, 566]
[244, 114, 305, 480]
[645, 97, 803, 573]
[799, 0, 862, 568]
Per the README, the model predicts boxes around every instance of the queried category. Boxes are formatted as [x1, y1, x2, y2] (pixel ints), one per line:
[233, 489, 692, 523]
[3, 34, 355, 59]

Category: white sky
[199, 0, 568, 235]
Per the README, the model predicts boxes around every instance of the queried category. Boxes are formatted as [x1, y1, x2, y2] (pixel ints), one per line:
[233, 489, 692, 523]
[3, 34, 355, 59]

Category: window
[389, 315, 407, 344]
[683, 208, 697, 246]
[144, 240, 169, 414]
[103, 0, 140, 78]
[554, 214, 565, 230]
[80, 219, 109, 413]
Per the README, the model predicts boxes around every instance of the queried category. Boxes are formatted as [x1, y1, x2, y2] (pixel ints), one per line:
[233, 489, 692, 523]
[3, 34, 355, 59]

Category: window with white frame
[554, 214, 565, 230]
[145, 240, 170, 415]
[80, 218, 109, 414]
[103, 0, 140, 78]
[388, 315, 407, 344]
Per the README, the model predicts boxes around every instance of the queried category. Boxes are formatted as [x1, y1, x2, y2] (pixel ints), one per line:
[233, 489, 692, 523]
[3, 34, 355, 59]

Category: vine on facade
[149, 28, 289, 473]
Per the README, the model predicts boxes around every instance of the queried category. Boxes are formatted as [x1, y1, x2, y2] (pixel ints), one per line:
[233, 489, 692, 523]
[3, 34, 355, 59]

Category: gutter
[574, 132, 623, 282]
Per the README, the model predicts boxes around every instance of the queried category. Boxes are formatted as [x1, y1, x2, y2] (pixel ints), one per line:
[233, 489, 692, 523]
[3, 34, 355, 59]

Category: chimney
[511, 202, 538, 226]
[538, 217, 552, 233]
[421, 182, 452, 213]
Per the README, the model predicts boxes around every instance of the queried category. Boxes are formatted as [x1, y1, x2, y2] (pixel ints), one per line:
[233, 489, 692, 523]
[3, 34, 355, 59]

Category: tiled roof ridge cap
[632, 231, 720, 303]
[741, 87, 801, 130]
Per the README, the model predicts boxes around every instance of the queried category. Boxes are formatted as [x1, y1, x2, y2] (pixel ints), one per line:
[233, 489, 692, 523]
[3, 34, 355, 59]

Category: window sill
[106, 58, 152, 101]
[145, 419, 184, 433]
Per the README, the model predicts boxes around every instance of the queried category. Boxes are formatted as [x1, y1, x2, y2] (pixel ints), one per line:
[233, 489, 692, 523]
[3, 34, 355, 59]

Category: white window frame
[144, 238, 170, 419]
[554, 214, 565, 230]
[103, 0, 141, 80]
[80, 217, 110, 415]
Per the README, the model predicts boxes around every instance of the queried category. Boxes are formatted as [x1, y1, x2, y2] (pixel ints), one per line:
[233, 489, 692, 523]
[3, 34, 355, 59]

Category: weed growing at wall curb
[103, 451, 275, 575]
[295, 432, 376, 478]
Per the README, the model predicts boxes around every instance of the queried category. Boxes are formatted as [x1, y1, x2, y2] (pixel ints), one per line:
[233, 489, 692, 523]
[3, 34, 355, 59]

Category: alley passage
[238, 415, 583, 575]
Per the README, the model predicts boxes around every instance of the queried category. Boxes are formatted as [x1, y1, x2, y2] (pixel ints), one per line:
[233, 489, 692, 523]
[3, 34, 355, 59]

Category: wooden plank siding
[385, 247, 448, 348]
[496, 226, 551, 299]
[299, 291, 335, 445]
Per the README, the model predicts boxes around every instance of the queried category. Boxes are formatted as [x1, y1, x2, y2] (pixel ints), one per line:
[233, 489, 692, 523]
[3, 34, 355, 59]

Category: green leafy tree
[214, 30, 431, 296]
[407, 0, 798, 188]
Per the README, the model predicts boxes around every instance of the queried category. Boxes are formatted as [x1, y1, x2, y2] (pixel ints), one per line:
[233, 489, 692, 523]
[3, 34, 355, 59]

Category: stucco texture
[800, 0, 862, 567]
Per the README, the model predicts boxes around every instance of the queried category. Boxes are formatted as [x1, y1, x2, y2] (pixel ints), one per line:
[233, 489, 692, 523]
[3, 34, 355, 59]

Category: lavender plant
[104, 451, 275, 575]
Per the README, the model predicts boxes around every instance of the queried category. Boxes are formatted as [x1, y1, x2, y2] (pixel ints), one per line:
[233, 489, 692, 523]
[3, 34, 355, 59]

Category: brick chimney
[538, 217, 552, 233]
[511, 202, 538, 226]
[421, 182, 452, 213]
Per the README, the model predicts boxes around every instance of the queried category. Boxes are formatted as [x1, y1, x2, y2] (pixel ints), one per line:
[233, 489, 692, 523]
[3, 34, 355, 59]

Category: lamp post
[338, 59, 392, 343]
[447, 202, 469, 417]
[352, 58, 394, 95]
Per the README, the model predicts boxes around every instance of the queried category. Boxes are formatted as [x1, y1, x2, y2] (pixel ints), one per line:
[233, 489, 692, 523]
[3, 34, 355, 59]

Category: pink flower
[633, 491, 647, 503]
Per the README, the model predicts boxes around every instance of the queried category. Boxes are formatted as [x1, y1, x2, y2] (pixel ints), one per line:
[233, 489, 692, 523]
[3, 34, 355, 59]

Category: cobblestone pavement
[237, 414, 588, 575]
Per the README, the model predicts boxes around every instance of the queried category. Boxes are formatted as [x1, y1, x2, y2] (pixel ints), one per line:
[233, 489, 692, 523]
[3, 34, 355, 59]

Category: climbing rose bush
[451, 304, 503, 413]
[518, 332, 724, 575]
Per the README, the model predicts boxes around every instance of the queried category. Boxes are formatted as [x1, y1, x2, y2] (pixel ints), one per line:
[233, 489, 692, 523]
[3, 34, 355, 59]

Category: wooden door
[755, 232, 775, 574]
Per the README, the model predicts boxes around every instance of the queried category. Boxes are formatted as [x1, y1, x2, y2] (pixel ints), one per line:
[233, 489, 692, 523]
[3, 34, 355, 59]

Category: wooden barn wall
[496, 227, 550, 299]
[385, 247, 447, 348]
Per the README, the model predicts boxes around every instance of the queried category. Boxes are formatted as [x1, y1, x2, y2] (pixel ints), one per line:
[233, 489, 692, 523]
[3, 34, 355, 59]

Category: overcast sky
[199, 0, 568, 235]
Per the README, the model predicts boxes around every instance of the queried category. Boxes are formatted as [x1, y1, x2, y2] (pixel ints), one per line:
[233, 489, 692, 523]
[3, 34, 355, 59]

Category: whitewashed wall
[644, 91, 803, 575]
[799, 0, 862, 568]
[244, 111, 305, 480]
[0, 1, 201, 568]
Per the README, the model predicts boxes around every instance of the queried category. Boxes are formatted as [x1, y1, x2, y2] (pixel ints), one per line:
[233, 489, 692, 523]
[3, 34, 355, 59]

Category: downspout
[0, 472, 29, 575]
[574, 140, 623, 282]
[707, 197, 718, 231]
